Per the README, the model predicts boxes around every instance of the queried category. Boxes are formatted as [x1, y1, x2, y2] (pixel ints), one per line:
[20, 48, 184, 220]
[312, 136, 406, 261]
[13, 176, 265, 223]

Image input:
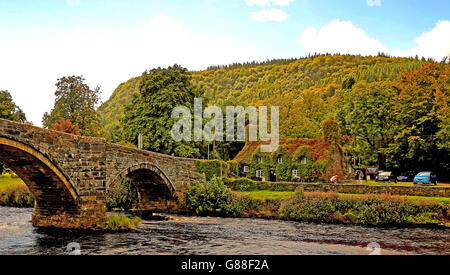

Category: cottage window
[292, 169, 299, 178]
[258, 157, 263, 163]
[243, 166, 249, 173]
[302, 157, 307, 165]
[277, 157, 283, 164]
[256, 170, 263, 178]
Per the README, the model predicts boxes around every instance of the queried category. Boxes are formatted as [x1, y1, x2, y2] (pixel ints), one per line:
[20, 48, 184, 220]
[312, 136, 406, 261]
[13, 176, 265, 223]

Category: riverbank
[0, 174, 33, 208]
[183, 178, 450, 228]
[1, 174, 449, 229]
[232, 191, 450, 228]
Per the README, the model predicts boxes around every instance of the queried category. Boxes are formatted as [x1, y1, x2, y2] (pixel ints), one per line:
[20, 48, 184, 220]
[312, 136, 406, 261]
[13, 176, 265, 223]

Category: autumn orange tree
[52, 117, 81, 136]
[387, 62, 449, 177]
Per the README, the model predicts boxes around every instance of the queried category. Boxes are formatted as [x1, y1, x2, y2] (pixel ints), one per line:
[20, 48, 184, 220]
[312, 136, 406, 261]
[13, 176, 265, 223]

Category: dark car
[376, 171, 396, 183]
[397, 171, 417, 182]
[414, 171, 438, 185]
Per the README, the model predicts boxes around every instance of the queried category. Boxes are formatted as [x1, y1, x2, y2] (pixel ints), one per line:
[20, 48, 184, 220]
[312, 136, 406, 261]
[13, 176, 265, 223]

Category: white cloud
[297, 19, 450, 62]
[366, 0, 381, 7]
[297, 19, 388, 55]
[272, 0, 294, 6]
[246, 0, 270, 6]
[392, 20, 450, 62]
[66, 0, 81, 7]
[245, 0, 293, 7]
[0, 14, 261, 126]
[250, 8, 290, 22]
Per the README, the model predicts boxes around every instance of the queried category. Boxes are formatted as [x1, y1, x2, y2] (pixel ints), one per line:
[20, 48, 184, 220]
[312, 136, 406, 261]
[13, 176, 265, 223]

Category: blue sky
[0, 0, 449, 125]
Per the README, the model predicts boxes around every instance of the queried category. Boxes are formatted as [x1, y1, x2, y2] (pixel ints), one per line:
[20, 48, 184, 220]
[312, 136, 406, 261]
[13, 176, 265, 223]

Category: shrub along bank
[80, 175, 450, 228]
[106, 177, 138, 210]
[184, 178, 449, 228]
[279, 189, 449, 227]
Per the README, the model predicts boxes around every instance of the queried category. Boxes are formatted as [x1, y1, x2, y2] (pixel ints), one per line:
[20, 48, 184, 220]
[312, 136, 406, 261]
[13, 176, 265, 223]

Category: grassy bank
[235, 190, 450, 204]
[0, 174, 34, 208]
[350, 181, 412, 187]
[222, 177, 449, 191]
[0, 173, 25, 192]
[185, 178, 450, 228]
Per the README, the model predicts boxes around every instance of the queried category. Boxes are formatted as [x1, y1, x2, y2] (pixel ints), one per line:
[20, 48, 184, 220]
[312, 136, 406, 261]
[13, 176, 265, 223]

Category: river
[0, 206, 448, 255]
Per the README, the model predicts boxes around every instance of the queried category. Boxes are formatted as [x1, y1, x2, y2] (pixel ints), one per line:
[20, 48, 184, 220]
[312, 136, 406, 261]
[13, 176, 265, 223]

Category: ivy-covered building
[231, 120, 351, 182]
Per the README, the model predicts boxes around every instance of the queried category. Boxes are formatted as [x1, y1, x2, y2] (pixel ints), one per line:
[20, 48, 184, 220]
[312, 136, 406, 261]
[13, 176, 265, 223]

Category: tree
[337, 81, 396, 169]
[387, 63, 449, 176]
[0, 90, 28, 173]
[0, 90, 27, 123]
[122, 65, 205, 158]
[51, 117, 81, 135]
[42, 76, 101, 136]
[342, 76, 356, 90]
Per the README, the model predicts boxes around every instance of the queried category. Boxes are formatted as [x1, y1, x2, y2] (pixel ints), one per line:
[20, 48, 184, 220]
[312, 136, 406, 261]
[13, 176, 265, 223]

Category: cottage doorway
[269, 169, 276, 182]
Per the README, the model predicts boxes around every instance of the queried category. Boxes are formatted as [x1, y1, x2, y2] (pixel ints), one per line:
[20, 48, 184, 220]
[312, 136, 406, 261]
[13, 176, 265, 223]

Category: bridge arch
[109, 163, 176, 210]
[0, 136, 79, 209]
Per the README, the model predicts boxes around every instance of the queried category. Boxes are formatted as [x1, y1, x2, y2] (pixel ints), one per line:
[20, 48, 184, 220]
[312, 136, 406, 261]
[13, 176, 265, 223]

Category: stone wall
[105, 143, 204, 191]
[224, 178, 450, 197]
[296, 183, 450, 197]
[0, 119, 107, 229]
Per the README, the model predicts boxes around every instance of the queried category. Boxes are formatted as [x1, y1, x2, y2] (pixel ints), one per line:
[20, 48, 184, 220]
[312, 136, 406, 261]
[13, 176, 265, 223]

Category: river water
[0, 206, 448, 255]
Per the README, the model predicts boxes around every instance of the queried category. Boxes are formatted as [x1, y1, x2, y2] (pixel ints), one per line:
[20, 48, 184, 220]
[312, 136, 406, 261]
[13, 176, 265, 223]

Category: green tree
[122, 65, 204, 158]
[342, 76, 356, 90]
[0, 90, 28, 173]
[337, 81, 396, 169]
[0, 90, 27, 123]
[42, 76, 102, 136]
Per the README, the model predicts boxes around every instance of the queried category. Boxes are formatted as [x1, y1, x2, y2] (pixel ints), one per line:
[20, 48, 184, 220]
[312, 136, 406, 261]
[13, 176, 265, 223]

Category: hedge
[221, 177, 301, 192]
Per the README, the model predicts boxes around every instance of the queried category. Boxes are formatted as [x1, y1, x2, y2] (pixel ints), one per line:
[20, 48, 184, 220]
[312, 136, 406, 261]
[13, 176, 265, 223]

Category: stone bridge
[0, 119, 205, 229]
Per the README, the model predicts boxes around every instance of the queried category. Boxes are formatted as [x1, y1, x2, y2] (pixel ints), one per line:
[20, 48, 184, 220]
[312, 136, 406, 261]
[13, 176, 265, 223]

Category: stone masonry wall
[0, 119, 106, 229]
[106, 143, 205, 192]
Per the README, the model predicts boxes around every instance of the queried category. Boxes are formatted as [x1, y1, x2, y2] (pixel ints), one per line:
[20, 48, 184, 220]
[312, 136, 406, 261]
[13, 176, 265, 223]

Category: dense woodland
[97, 54, 449, 178]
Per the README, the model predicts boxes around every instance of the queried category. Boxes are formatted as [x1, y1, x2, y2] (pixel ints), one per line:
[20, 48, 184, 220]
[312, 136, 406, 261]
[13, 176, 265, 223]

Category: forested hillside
[99, 54, 425, 137]
[98, 76, 141, 135]
[97, 54, 449, 174]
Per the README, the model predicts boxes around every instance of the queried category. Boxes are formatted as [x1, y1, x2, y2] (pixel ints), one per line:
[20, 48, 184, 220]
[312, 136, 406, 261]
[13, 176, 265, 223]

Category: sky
[0, 0, 449, 126]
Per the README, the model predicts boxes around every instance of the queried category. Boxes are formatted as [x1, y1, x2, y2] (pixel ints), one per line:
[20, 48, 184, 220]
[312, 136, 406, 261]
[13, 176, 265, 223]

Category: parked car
[376, 171, 396, 183]
[397, 171, 417, 182]
[366, 167, 379, 181]
[413, 171, 438, 185]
